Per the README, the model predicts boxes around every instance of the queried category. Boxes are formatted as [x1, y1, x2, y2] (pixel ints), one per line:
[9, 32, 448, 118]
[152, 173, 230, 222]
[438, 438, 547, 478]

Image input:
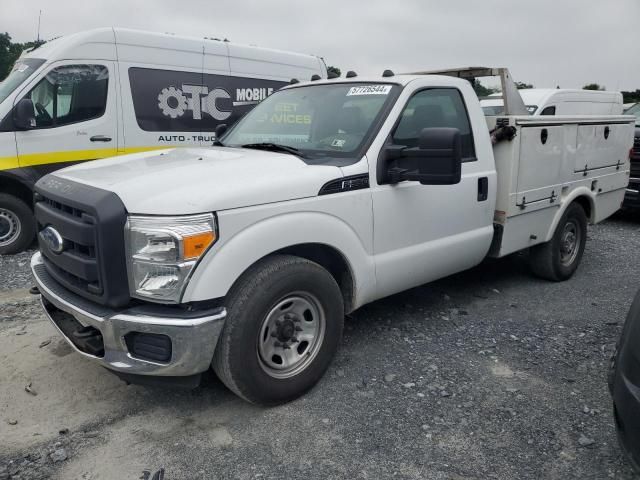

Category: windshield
[481, 103, 536, 116]
[482, 105, 504, 115]
[625, 103, 640, 125]
[0, 58, 45, 104]
[222, 83, 399, 158]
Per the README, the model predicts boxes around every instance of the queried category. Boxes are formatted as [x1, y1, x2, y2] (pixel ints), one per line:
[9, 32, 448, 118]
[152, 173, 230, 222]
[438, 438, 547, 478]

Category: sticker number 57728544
[346, 85, 392, 96]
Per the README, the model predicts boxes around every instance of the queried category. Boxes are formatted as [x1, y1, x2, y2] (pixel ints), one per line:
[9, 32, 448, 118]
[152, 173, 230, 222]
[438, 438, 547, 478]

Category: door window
[392, 88, 476, 161]
[22, 64, 108, 128]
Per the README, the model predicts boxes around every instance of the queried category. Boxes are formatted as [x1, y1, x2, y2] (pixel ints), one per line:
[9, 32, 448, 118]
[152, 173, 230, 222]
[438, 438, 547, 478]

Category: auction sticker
[347, 85, 392, 96]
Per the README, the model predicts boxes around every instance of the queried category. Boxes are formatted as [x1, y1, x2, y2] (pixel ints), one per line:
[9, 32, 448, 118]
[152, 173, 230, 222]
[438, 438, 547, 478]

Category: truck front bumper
[31, 252, 227, 381]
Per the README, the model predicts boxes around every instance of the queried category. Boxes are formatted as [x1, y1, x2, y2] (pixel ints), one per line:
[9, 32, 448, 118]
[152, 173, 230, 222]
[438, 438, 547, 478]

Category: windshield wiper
[240, 142, 305, 158]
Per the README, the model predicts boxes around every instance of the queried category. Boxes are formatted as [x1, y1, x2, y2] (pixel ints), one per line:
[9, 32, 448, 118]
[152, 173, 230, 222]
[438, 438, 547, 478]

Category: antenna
[37, 10, 42, 43]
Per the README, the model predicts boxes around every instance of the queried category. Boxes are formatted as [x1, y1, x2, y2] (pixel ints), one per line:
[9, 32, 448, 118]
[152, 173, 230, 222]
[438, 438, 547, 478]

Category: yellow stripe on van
[0, 147, 169, 172]
[0, 156, 20, 171]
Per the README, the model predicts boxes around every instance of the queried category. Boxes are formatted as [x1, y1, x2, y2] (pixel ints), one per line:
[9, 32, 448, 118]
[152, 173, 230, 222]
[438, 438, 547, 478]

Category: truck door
[371, 87, 495, 298]
[14, 61, 118, 174]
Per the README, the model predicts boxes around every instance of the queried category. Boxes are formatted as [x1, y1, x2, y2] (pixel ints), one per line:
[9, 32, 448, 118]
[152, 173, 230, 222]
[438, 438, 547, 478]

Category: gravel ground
[0, 249, 36, 292]
[1, 215, 639, 479]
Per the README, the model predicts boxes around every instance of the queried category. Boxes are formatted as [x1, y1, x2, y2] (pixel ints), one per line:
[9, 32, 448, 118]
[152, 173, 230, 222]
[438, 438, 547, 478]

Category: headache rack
[404, 66, 529, 116]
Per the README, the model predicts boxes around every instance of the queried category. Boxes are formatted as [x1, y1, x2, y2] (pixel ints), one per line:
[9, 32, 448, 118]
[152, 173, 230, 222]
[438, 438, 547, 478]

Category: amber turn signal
[183, 231, 215, 260]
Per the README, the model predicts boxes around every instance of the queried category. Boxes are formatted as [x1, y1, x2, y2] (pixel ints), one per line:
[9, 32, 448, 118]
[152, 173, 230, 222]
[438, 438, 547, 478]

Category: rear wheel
[213, 255, 344, 405]
[529, 202, 587, 281]
[0, 194, 35, 255]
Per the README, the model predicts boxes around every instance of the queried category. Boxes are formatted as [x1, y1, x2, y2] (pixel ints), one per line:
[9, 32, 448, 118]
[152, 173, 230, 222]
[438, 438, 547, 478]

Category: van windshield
[0, 58, 46, 104]
[625, 103, 640, 125]
[223, 83, 399, 158]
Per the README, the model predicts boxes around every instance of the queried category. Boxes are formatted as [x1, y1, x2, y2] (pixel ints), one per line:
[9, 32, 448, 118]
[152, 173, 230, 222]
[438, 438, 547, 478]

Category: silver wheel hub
[257, 293, 326, 379]
[0, 208, 21, 247]
[559, 220, 580, 266]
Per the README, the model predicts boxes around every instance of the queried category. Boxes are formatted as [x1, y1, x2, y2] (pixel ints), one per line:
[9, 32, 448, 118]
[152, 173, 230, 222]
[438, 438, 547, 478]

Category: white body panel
[53, 147, 341, 214]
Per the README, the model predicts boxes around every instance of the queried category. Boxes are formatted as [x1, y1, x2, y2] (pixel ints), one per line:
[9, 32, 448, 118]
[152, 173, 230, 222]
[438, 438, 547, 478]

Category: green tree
[326, 65, 341, 78]
[621, 90, 640, 104]
[470, 78, 499, 98]
[0, 33, 23, 81]
[0, 33, 45, 81]
[515, 81, 534, 89]
[583, 83, 605, 91]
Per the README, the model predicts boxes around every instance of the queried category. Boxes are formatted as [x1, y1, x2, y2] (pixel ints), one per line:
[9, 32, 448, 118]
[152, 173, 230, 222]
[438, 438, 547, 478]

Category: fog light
[125, 332, 172, 363]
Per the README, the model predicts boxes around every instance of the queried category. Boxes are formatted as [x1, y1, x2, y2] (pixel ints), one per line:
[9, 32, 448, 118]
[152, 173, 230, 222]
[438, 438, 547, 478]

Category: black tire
[610, 290, 640, 394]
[213, 254, 344, 405]
[0, 194, 35, 255]
[529, 202, 587, 281]
[608, 341, 619, 395]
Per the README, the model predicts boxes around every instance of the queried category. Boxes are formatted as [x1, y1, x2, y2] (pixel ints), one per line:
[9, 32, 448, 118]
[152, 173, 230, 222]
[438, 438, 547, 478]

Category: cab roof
[283, 74, 470, 89]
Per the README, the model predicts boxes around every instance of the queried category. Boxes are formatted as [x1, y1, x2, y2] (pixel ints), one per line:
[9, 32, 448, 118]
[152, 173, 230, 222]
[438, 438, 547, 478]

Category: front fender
[182, 211, 376, 308]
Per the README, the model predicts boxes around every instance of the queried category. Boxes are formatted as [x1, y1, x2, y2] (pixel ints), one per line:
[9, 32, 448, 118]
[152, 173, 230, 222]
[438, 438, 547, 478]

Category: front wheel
[0, 194, 35, 255]
[213, 255, 344, 405]
[529, 202, 587, 281]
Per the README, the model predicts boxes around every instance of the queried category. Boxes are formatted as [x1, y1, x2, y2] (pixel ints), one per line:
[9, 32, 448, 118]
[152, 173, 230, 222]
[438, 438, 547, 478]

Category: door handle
[478, 177, 488, 201]
[90, 135, 112, 142]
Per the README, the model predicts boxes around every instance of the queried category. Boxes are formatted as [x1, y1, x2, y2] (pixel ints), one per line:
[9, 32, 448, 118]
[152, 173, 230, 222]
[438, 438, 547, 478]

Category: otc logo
[157, 85, 275, 121]
[40, 226, 65, 254]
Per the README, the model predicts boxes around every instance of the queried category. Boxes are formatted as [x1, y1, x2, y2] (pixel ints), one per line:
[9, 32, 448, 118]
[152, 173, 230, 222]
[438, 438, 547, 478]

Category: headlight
[125, 213, 217, 303]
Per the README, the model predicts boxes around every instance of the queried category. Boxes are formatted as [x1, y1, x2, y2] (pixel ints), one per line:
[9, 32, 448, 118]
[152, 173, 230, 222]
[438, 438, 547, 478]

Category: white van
[0, 28, 326, 253]
[481, 89, 623, 116]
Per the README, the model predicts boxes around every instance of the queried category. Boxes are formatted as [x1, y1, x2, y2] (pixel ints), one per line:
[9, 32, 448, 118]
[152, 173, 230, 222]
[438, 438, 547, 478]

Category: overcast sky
[3, 0, 639, 90]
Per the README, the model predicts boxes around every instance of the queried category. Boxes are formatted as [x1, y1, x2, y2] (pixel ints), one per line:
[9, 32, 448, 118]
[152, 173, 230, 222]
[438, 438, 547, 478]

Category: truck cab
[30, 68, 635, 405]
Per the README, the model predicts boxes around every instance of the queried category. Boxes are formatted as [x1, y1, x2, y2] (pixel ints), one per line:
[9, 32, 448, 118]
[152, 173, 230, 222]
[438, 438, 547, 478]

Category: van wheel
[213, 254, 344, 405]
[0, 194, 35, 255]
[529, 202, 587, 281]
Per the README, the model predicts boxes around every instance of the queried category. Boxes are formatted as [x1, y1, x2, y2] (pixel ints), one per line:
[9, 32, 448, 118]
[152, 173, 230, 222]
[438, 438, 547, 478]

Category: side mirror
[215, 123, 228, 140]
[13, 98, 36, 130]
[380, 127, 462, 185]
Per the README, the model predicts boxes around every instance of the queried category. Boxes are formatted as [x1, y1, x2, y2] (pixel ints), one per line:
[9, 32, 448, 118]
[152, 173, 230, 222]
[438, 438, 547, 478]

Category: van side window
[540, 106, 556, 116]
[392, 88, 476, 161]
[23, 65, 108, 128]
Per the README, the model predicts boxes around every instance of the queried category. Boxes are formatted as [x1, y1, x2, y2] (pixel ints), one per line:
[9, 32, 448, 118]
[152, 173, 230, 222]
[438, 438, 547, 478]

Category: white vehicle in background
[30, 67, 635, 405]
[481, 88, 623, 116]
[622, 102, 640, 209]
[0, 27, 326, 254]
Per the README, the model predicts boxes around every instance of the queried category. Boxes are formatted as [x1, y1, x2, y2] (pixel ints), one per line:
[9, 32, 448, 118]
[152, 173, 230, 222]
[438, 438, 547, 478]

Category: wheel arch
[271, 243, 355, 313]
[544, 188, 594, 242]
[0, 171, 35, 209]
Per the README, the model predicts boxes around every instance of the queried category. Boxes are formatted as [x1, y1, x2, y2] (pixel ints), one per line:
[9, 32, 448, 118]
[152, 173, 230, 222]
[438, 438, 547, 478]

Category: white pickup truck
[30, 67, 635, 405]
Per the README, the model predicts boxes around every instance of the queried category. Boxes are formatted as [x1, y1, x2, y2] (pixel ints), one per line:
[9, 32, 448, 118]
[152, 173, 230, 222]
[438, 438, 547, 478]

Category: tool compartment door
[514, 125, 566, 213]
[575, 123, 633, 174]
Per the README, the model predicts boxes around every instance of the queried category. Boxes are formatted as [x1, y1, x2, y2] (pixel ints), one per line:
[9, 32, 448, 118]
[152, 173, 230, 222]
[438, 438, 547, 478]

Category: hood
[52, 147, 344, 214]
